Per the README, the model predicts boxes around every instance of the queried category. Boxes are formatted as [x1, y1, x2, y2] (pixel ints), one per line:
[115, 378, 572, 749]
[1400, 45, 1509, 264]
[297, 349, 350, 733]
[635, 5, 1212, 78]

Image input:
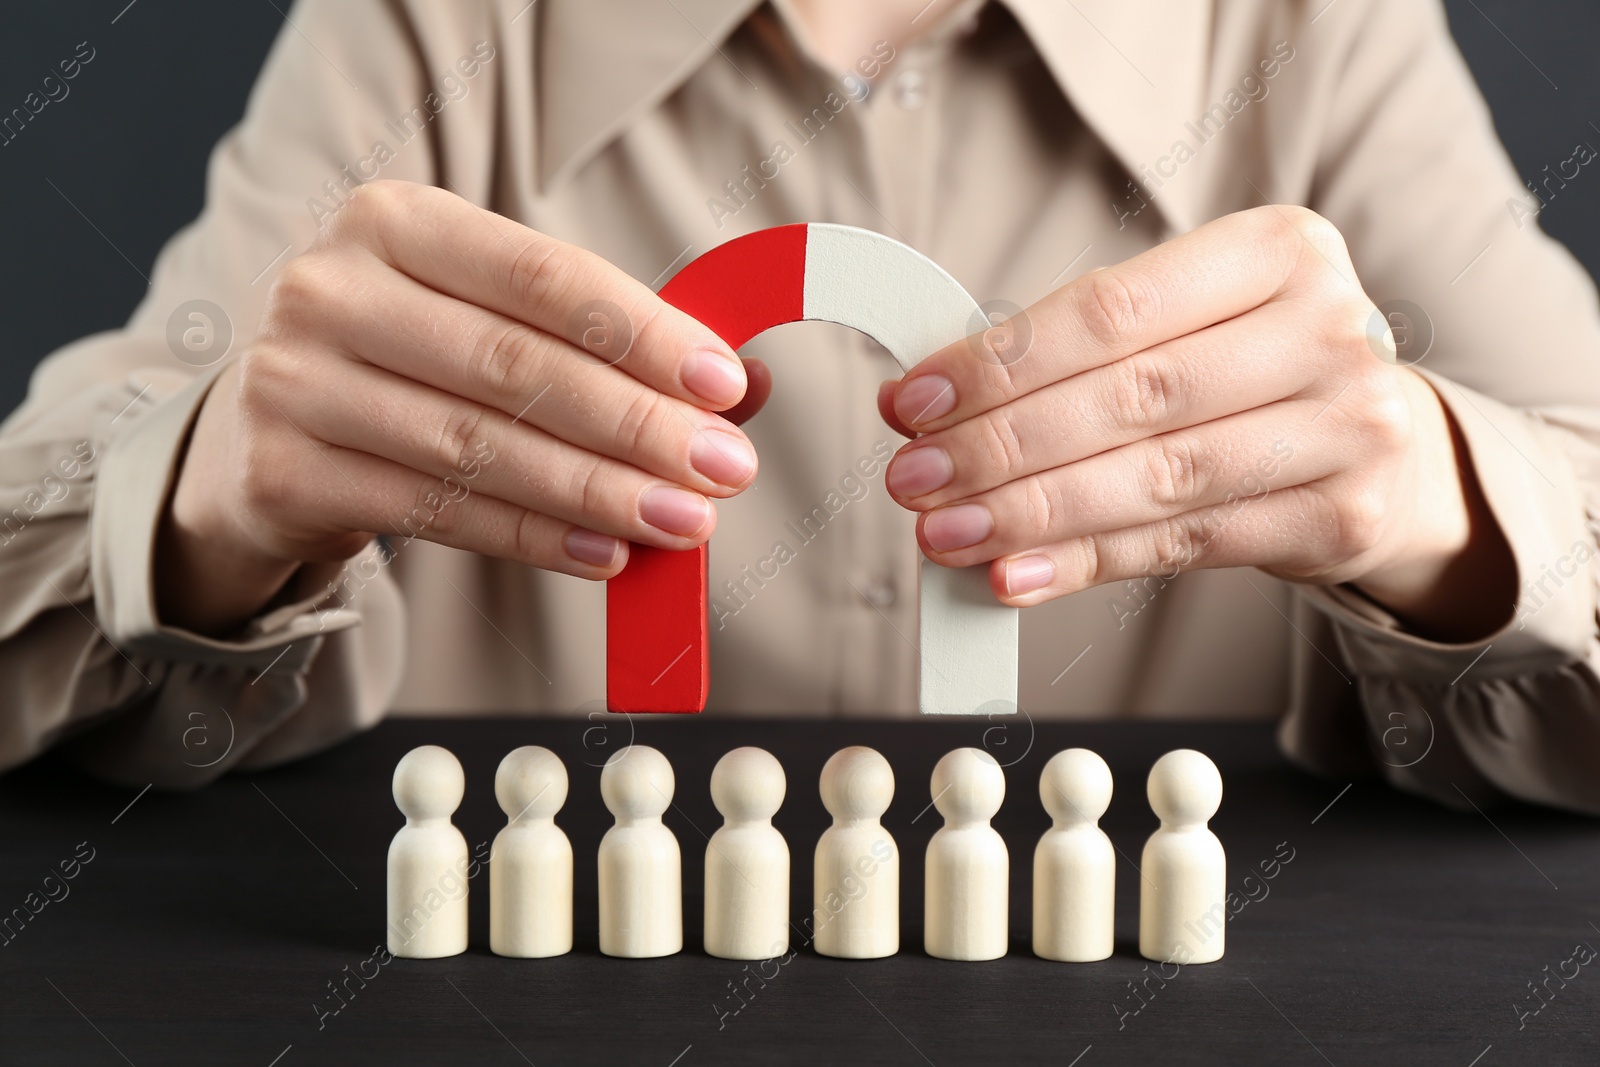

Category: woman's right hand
[157, 180, 768, 634]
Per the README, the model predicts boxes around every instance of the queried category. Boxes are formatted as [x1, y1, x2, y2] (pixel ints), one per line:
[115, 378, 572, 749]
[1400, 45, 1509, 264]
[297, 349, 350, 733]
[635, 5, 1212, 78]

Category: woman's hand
[158, 180, 771, 634]
[880, 205, 1512, 640]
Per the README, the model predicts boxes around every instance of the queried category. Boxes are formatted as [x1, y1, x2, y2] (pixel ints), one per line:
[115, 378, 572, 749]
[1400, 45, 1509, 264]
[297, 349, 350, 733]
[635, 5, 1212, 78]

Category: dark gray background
[0, 0, 1595, 418]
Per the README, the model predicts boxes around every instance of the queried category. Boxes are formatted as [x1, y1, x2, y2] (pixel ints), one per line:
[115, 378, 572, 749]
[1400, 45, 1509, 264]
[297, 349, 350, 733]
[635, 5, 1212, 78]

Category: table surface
[2, 715, 1596, 1066]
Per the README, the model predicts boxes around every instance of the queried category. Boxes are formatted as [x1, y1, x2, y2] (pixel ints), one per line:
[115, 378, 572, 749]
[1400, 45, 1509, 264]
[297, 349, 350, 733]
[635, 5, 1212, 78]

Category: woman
[1, 0, 1596, 811]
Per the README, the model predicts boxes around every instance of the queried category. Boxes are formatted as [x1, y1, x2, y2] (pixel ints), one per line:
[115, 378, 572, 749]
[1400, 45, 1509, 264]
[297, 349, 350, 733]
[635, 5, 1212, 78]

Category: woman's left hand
[879, 205, 1512, 640]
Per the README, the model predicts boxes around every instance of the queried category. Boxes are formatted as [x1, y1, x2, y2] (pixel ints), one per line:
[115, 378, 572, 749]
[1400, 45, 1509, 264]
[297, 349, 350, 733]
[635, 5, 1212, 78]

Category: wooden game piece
[1033, 748, 1115, 962]
[703, 747, 790, 960]
[814, 746, 899, 959]
[386, 745, 469, 959]
[489, 746, 573, 958]
[1140, 749, 1226, 965]
[607, 223, 1018, 717]
[923, 747, 1009, 961]
[598, 745, 682, 958]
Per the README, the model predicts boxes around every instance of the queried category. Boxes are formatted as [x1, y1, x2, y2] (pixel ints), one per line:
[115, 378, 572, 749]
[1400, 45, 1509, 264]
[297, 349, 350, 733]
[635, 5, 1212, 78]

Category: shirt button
[893, 69, 926, 110]
[861, 577, 897, 608]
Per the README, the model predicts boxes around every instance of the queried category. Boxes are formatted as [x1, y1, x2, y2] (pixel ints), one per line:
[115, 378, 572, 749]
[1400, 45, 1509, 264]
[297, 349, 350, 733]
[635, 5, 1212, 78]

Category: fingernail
[682, 348, 745, 406]
[1003, 555, 1055, 597]
[923, 504, 992, 552]
[690, 429, 757, 488]
[565, 528, 621, 567]
[886, 446, 952, 498]
[896, 375, 956, 427]
[640, 485, 712, 538]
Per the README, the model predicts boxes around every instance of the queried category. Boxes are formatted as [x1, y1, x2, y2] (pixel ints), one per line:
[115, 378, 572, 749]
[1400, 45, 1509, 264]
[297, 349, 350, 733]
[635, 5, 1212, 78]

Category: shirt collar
[536, 0, 1213, 231]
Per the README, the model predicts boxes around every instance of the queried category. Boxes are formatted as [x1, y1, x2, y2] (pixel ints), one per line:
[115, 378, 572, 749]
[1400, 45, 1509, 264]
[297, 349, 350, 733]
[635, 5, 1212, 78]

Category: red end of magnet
[605, 225, 808, 712]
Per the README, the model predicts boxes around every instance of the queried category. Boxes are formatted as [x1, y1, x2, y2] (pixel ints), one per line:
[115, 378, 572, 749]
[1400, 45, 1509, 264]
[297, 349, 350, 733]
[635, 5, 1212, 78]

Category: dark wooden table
[1, 716, 1596, 1065]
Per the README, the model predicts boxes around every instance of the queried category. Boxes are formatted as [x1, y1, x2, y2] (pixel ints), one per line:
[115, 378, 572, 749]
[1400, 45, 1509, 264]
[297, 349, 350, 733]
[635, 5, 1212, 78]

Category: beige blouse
[2, 0, 1598, 811]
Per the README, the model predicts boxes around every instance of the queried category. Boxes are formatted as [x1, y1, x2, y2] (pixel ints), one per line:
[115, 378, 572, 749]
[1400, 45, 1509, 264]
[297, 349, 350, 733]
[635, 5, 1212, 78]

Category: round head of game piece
[392, 745, 465, 822]
[600, 745, 674, 820]
[819, 746, 894, 822]
[1039, 748, 1112, 825]
[1146, 749, 1222, 827]
[711, 747, 785, 822]
[495, 745, 568, 822]
[930, 747, 1005, 823]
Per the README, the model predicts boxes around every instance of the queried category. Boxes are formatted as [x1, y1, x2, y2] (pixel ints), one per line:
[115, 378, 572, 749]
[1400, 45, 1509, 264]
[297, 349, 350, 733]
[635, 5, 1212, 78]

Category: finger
[987, 480, 1362, 606]
[282, 358, 722, 550]
[285, 265, 759, 496]
[877, 379, 915, 439]
[892, 204, 1354, 432]
[261, 438, 633, 580]
[915, 400, 1342, 567]
[326, 180, 748, 410]
[886, 302, 1323, 507]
